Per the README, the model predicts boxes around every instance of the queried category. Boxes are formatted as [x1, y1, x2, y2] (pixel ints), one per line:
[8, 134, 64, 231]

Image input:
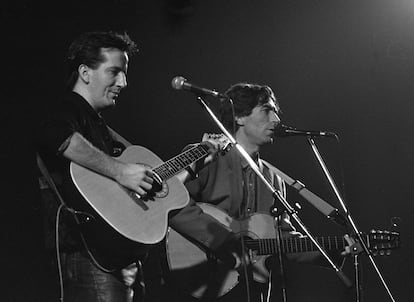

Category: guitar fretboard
[153, 144, 210, 181]
[245, 236, 353, 255]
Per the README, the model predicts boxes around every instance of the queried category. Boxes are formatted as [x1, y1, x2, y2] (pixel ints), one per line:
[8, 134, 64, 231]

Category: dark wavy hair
[220, 83, 281, 133]
[65, 31, 138, 90]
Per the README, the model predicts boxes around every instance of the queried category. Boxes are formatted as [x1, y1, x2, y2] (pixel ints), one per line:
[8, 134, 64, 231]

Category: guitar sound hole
[152, 179, 162, 192]
[264, 256, 276, 271]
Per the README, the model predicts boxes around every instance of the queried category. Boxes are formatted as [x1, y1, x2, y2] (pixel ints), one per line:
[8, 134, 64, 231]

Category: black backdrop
[2, 0, 413, 301]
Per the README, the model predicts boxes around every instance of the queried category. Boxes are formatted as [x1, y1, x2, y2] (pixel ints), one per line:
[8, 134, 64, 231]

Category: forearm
[169, 200, 233, 251]
[62, 131, 125, 181]
[175, 169, 193, 184]
[175, 162, 199, 184]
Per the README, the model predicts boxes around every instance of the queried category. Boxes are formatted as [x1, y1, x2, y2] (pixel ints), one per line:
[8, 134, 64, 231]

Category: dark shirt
[37, 92, 141, 269]
[240, 155, 260, 218]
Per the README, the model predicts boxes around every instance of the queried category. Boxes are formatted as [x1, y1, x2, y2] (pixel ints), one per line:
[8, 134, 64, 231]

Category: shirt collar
[240, 151, 260, 169]
[69, 91, 103, 122]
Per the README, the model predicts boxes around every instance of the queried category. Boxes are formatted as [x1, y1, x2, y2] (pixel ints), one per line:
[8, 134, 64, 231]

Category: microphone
[171, 76, 226, 98]
[274, 124, 337, 138]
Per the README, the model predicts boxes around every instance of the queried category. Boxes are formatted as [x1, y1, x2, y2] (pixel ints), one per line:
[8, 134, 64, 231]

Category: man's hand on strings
[341, 234, 363, 256]
[215, 235, 251, 270]
[116, 163, 154, 196]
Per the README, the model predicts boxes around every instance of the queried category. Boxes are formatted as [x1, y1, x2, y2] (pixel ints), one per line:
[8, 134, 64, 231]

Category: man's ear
[78, 64, 91, 84]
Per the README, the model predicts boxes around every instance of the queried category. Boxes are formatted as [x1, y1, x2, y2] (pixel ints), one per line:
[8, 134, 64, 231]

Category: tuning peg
[390, 216, 402, 229]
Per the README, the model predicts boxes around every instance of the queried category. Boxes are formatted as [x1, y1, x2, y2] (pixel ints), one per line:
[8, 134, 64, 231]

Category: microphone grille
[171, 76, 186, 90]
[274, 124, 291, 137]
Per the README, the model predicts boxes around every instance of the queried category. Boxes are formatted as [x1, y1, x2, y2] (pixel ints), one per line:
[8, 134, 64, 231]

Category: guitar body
[71, 145, 189, 245]
[166, 203, 276, 298]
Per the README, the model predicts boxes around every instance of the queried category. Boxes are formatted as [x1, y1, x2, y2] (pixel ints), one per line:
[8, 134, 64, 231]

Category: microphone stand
[306, 137, 396, 302]
[274, 212, 288, 302]
[195, 96, 352, 291]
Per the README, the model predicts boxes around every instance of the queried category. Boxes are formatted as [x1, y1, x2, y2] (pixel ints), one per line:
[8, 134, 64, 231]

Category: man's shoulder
[47, 92, 82, 115]
[50, 92, 98, 124]
[61, 92, 90, 112]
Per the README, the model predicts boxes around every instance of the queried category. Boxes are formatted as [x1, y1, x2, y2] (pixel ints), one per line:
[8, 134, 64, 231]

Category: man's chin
[265, 137, 274, 145]
[259, 137, 274, 146]
[109, 97, 117, 106]
[100, 99, 117, 111]
[265, 135, 275, 144]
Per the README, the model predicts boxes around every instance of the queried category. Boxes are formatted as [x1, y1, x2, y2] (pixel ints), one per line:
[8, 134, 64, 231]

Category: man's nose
[116, 72, 127, 88]
[270, 111, 281, 123]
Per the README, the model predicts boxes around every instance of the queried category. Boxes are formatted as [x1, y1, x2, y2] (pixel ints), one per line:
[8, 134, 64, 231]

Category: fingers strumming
[145, 168, 154, 177]
[143, 175, 154, 184]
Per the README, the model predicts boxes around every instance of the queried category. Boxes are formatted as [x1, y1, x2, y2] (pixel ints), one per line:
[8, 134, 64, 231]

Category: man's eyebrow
[263, 103, 282, 115]
[107, 66, 127, 73]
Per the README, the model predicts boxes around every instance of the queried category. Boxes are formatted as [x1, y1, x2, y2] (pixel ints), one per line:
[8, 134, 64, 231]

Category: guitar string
[244, 236, 348, 254]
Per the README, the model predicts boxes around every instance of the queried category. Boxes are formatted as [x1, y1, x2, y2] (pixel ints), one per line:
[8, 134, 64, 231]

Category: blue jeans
[61, 252, 138, 302]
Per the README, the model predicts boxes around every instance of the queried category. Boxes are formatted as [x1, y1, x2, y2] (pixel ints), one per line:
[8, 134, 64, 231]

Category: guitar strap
[36, 152, 71, 210]
[108, 126, 133, 147]
[258, 159, 274, 185]
[259, 160, 285, 199]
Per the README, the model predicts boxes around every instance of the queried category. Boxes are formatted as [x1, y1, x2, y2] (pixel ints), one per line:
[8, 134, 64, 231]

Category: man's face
[238, 98, 281, 146]
[87, 48, 129, 111]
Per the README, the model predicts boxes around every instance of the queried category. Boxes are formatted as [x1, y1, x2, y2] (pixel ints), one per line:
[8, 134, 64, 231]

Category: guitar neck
[245, 235, 357, 255]
[152, 144, 210, 181]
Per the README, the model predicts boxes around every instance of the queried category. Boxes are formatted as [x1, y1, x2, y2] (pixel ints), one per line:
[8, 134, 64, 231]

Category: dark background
[2, 0, 412, 301]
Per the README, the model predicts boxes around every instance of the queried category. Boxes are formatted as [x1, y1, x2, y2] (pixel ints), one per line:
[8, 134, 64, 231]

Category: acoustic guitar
[166, 203, 400, 298]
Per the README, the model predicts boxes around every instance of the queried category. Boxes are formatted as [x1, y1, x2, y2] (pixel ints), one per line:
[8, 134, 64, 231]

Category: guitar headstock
[365, 230, 401, 256]
[204, 133, 232, 155]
